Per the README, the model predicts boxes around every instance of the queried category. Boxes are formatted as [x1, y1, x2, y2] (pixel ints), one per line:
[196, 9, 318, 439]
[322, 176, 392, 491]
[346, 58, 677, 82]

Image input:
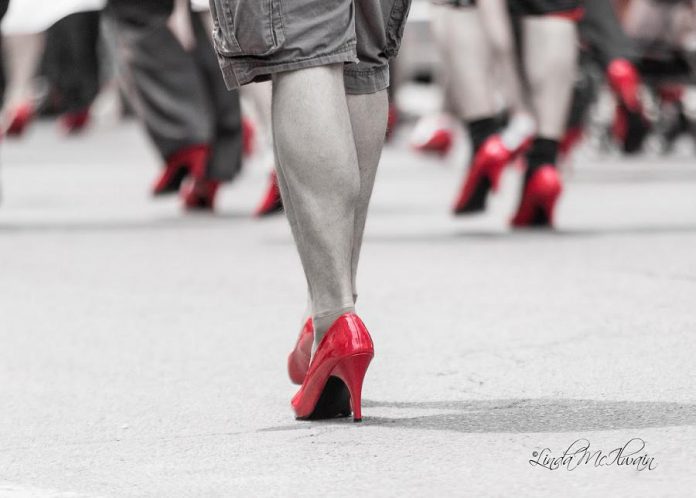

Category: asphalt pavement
[1, 121, 695, 497]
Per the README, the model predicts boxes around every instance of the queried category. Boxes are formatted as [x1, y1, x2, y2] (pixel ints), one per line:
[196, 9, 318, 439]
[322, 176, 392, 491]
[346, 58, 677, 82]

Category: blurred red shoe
[152, 144, 209, 196]
[510, 166, 562, 228]
[254, 170, 283, 217]
[607, 59, 641, 111]
[611, 103, 649, 154]
[5, 103, 33, 137]
[452, 134, 525, 214]
[606, 59, 649, 153]
[410, 114, 453, 156]
[180, 178, 220, 211]
[242, 116, 255, 157]
[59, 108, 90, 134]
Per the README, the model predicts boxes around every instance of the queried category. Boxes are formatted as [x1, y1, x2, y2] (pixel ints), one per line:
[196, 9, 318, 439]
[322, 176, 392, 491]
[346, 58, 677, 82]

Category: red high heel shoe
[611, 103, 649, 154]
[6, 103, 33, 137]
[59, 108, 90, 135]
[292, 313, 374, 422]
[452, 134, 519, 214]
[510, 166, 562, 228]
[607, 59, 641, 112]
[287, 317, 313, 385]
[152, 144, 209, 196]
[254, 170, 283, 217]
[410, 114, 453, 156]
[180, 178, 220, 211]
[606, 59, 649, 153]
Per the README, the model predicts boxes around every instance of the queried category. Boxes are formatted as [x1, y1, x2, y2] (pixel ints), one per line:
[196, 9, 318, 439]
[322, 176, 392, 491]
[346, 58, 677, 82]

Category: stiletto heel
[152, 144, 209, 196]
[6, 103, 33, 137]
[331, 353, 372, 422]
[452, 134, 525, 214]
[291, 313, 374, 421]
[511, 165, 562, 228]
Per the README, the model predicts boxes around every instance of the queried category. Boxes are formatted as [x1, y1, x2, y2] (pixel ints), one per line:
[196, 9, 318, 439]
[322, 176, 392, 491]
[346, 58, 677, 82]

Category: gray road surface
[1, 122, 695, 497]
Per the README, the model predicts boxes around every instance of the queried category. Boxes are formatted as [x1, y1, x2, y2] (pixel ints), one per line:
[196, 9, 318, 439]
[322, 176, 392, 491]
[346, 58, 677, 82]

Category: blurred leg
[523, 16, 578, 140]
[1, 32, 45, 129]
[431, 6, 497, 122]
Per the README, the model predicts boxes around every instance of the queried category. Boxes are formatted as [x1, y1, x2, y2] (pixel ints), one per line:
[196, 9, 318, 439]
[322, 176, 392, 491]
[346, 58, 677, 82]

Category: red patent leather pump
[152, 144, 209, 196]
[510, 165, 562, 228]
[292, 313, 374, 422]
[287, 317, 313, 385]
[453, 134, 519, 214]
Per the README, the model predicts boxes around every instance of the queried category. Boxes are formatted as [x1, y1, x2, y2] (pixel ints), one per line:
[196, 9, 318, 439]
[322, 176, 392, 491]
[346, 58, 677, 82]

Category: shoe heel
[332, 353, 372, 422]
[539, 185, 562, 224]
[489, 163, 504, 192]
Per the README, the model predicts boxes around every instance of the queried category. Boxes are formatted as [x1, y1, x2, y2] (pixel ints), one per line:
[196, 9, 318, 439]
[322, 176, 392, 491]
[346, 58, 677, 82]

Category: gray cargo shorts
[209, 0, 411, 94]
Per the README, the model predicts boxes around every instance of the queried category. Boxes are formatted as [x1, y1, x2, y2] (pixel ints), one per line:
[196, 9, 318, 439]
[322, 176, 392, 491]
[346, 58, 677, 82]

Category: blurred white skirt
[2, 0, 106, 35]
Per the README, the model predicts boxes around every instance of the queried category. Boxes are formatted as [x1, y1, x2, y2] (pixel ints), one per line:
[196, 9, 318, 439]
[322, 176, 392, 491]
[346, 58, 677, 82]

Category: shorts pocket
[384, 0, 411, 59]
[210, 0, 286, 57]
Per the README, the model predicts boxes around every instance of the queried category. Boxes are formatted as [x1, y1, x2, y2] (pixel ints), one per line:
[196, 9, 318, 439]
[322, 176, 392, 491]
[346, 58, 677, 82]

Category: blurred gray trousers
[103, 1, 242, 181]
[580, 0, 637, 68]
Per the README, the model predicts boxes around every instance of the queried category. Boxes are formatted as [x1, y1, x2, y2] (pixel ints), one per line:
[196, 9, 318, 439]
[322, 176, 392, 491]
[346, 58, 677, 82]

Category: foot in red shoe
[180, 178, 219, 211]
[410, 116, 453, 156]
[59, 108, 90, 135]
[5, 103, 33, 137]
[452, 134, 516, 214]
[611, 103, 649, 154]
[510, 166, 562, 228]
[152, 144, 209, 196]
[254, 170, 283, 217]
[288, 317, 313, 385]
[292, 313, 373, 422]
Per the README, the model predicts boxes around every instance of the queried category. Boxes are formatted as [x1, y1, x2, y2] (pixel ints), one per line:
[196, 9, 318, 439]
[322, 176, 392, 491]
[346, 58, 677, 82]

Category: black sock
[467, 117, 500, 154]
[525, 138, 559, 183]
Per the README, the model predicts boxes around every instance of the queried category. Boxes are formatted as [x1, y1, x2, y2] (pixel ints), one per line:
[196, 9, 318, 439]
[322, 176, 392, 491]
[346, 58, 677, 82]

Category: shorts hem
[218, 45, 359, 90]
[343, 63, 390, 95]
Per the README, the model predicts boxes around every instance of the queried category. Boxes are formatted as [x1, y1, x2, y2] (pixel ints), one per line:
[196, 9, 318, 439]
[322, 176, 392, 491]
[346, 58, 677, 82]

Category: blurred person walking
[103, 0, 243, 211]
[438, 0, 579, 228]
[1, 0, 105, 135]
[210, 0, 410, 420]
[561, 0, 649, 156]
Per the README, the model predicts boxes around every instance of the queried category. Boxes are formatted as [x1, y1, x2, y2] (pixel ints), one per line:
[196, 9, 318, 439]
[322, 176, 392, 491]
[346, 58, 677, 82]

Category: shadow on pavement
[259, 398, 696, 433]
[361, 398, 696, 433]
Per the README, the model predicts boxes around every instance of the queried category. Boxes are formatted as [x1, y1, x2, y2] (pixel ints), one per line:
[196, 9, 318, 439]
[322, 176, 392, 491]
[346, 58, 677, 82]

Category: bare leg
[272, 64, 359, 348]
[346, 89, 388, 304]
[431, 5, 497, 121]
[523, 17, 578, 139]
[167, 0, 195, 51]
[477, 0, 528, 115]
[1, 32, 45, 121]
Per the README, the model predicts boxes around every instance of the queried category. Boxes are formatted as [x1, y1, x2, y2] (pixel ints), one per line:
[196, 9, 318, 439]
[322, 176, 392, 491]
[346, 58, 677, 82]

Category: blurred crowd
[1, 0, 695, 225]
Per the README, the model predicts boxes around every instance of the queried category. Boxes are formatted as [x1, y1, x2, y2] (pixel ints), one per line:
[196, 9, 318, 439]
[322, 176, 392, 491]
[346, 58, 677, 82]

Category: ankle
[312, 306, 355, 353]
